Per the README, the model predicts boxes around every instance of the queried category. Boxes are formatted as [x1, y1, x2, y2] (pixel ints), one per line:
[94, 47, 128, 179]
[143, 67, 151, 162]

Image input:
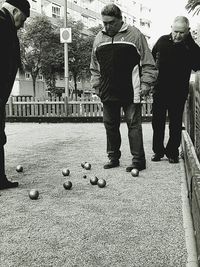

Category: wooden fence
[5, 96, 153, 119]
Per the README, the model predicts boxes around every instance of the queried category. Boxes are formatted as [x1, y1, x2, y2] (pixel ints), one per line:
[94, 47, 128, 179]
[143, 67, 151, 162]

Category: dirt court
[0, 122, 187, 267]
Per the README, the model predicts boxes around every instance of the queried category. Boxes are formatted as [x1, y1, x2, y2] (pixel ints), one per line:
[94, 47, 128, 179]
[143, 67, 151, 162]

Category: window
[38, 74, 43, 81]
[25, 73, 31, 80]
[52, 4, 61, 18]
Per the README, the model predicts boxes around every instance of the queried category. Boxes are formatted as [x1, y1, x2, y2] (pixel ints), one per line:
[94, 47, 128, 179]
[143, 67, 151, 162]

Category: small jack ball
[16, 165, 23, 172]
[84, 162, 91, 170]
[97, 178, 106, 188]
[83, 175, 87, 179]
[90, 176, 98, 185]
[131, 168, 139, 177]
[29, 189, 39, 200]
[62, 168, 70, 176]
[81, 162, 86, 168]
[63, 181, 72, 190]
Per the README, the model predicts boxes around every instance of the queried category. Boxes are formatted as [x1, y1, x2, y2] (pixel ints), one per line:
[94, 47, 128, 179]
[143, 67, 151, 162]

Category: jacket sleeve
[186, 33, 200, 71]
[137, 32, 158, 86]
[90, 35, 101, 90]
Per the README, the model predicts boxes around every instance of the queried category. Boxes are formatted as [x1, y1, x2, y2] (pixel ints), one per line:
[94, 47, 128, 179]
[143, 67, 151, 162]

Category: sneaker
[168, 157, 179, 164]
[126, 161, 146, 172]
[0, 178, 19, 190]
[103, 160, 119, 169]
[151, 154, 164, 162]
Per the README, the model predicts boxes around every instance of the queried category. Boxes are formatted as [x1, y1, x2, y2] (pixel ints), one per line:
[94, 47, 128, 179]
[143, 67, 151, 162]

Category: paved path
[1, 122, 198, 266]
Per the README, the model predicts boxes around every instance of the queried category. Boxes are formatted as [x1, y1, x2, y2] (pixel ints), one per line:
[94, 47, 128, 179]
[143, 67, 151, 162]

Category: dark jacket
[152, 33, 200, 99]
[90, 23, 158, 103]
[0, 7, 21, 104]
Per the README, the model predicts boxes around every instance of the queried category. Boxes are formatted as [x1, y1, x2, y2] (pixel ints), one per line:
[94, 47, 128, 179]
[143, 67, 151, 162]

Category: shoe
[168, 157, 179, 164]
[103, 160, 119, 169]
[0, 178, 19, 190]
[126, 162, 146, 172]
[151, 154, 164, 162]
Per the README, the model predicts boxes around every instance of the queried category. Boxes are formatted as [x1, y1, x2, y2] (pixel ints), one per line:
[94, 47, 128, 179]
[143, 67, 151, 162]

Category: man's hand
[94, 86, 101, 97]
[140, 83, 151, 98]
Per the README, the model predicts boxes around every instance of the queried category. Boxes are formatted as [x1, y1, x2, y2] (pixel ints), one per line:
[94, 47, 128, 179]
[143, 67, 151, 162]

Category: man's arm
[186, 33, 200, 71]
[90, 39, 101, 96]
[137, 32, 158, 97]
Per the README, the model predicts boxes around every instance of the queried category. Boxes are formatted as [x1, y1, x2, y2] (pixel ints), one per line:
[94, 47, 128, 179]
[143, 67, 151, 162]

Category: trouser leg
[0, 103, 6, 179]
[123, 103, 145, 163]
[165, 100, 186, 158]
[103, 102, 121, 161]
[152, 96, 167, 156]
[0, 147, 5, 177]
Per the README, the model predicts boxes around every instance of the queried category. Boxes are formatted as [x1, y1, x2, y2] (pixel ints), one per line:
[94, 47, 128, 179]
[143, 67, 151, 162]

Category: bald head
[171, 16, 190, 43]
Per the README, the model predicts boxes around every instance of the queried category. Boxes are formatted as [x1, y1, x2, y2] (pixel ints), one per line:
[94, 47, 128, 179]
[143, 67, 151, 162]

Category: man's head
[171, 16, 190, 43]
[3, 0, 30, 29]
[101, 4, 123, 37]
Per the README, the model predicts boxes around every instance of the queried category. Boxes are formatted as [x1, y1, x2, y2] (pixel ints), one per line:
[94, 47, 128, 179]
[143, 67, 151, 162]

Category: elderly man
[90, 4, 157, 171]
[0, 0, 30, 189]
[151, 16, 200, 163]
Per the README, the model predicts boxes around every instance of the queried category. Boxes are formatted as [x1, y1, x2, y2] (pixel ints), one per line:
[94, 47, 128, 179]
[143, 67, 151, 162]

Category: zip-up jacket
[90, 23, 158, 103]
[0, 8, 21, 104]
[152, 32, 200, 99]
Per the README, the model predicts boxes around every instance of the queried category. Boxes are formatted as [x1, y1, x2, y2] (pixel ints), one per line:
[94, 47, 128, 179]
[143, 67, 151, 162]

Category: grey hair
[173, 16, 190, 28]
[101, 4, 122, 19]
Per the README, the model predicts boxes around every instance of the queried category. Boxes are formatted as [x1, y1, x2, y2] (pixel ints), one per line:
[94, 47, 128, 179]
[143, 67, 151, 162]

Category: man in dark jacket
[0, 0, 30, 189]
[90, 4, 158, 171]
[151, 16, 200, 163]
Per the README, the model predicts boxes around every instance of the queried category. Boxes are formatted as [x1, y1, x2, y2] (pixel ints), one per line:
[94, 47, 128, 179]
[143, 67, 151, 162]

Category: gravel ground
[0, 122, 188, 267]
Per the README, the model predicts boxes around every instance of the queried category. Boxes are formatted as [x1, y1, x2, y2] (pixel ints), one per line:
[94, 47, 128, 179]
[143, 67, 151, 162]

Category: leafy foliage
[186, 0, 200, 15]
[19, 15, 101, 98]
[19, 15, 61, 96]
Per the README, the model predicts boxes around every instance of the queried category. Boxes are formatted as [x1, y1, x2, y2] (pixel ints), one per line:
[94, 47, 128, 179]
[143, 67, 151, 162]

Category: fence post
[64, 96, 69, 116]
[8, 97, 13, 116]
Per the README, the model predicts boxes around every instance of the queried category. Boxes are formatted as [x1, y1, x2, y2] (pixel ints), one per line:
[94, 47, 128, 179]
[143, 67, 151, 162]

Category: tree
[64, 19, 94, 100]
[19, 15, 100, 99]
[89, 24, 103, 36]
[186, 0, 200, 14]
[19, 15, 63, 96]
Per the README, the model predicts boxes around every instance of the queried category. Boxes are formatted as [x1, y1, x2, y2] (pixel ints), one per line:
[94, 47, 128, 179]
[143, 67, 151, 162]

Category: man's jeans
[103, 102, 145, 163]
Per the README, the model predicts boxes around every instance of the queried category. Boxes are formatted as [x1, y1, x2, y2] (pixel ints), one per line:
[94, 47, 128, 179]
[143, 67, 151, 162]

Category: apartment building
[0, 0, 153, 98]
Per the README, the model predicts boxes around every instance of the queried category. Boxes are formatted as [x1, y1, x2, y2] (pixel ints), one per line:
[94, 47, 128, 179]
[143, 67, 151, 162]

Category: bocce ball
[84, 162, 91, 170]
[97, 178, 106, 188]
[63, 181, 72, 190]
[16, 165, 23, 172]
[62, 168, 70, 176]
[81, 162, 86, 168]
[29, 189, 39, 200]
[131, 168, 139, 177]
[90, 176, 98, 185]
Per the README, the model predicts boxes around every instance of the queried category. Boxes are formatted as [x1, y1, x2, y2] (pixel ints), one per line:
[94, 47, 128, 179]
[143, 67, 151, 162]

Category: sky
[149, 0, 200, 44]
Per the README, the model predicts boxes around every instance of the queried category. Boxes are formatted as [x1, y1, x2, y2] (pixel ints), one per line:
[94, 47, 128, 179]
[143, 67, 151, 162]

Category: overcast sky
[149, 0, 199, 43]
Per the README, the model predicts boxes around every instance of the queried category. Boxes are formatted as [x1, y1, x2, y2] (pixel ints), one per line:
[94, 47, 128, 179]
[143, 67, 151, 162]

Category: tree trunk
[74, 76, 78, 101]
[32, 77, 36, 97]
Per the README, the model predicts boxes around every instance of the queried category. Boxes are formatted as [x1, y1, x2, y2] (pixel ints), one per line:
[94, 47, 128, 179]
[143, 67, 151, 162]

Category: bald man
[151, 16, 200, 163]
